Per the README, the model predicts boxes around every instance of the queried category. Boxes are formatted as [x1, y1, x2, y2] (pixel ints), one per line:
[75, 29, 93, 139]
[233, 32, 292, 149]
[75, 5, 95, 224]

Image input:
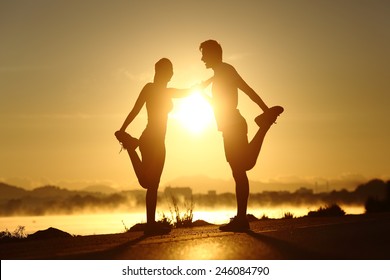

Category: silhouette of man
[199, 39, 283, 232]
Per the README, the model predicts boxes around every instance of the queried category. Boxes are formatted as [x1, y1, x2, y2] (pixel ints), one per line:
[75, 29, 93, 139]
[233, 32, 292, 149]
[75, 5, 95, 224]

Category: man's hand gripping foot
[255, 106, 284, 128]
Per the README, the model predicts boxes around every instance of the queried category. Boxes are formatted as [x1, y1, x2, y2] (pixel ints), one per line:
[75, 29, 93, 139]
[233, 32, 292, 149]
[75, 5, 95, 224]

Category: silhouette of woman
[115, 58, 196, 235]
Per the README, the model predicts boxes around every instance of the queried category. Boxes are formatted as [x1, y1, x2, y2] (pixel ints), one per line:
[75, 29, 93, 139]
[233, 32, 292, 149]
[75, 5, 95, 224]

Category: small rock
[28, 227, 72, 240]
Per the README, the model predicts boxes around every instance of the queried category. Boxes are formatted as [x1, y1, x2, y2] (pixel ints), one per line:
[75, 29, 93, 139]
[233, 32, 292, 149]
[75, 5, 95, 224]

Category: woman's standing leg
[140, 140, 166, 225]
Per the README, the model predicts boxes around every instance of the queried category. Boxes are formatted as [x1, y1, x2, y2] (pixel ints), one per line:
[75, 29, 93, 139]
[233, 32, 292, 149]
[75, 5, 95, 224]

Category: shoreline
[0, 204, 365, 236]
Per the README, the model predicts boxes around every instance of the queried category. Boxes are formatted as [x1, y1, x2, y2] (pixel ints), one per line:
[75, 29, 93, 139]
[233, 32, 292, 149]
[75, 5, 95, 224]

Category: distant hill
[30, 185, 76, 198]
[0, 179, 389, 217]
[0, 183, 84, 200]
[0, 183, 131, 216]
[82, 185, 117, 194]
[0, 182, 27, 200]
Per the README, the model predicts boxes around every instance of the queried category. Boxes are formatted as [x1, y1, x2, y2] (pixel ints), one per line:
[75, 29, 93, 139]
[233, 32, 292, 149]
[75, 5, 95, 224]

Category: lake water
[0, 205, 365, 236]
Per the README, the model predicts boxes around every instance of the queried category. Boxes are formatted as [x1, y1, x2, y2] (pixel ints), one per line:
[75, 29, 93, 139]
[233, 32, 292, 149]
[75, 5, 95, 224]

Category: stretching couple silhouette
[116, 40, 284, 235]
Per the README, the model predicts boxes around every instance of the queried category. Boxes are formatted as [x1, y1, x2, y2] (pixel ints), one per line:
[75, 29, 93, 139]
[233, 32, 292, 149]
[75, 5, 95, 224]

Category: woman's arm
[199, 76, 214, 104]
[201, 76, 213, 88]
[119, 84, 148, 131]
[167, 87, 193, 99]
[168, 76, 214, 99]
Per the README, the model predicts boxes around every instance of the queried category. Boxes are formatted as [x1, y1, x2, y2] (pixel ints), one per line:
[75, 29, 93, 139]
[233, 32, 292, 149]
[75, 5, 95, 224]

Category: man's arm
[237, 75, 269, 112]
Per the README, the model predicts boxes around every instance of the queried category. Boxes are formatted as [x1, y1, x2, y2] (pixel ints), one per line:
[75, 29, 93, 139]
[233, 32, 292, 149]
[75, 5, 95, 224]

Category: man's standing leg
[219, 165, 250, 232]
[232, 167, 249, 219]
[219, 123, 251, 232]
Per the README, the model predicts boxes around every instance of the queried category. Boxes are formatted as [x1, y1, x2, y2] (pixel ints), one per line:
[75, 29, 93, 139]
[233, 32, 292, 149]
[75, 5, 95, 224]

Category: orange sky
[1, 0, 389, 192]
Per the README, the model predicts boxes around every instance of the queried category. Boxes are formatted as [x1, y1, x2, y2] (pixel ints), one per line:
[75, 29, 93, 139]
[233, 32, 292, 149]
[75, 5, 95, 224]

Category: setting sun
[170, 90, 215, 134]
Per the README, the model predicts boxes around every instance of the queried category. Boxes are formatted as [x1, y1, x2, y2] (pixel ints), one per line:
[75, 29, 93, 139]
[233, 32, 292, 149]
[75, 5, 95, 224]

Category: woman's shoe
[144, 222, 171, 236]
[115, 130, 139, 150]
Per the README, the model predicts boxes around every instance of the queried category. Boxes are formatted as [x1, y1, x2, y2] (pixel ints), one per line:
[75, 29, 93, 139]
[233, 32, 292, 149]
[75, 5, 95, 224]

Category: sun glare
[170, 90, 214, 134]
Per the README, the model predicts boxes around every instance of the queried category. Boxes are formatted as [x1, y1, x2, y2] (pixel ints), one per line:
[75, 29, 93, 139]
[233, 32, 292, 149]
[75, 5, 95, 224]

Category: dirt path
[2, 213, 390, 259]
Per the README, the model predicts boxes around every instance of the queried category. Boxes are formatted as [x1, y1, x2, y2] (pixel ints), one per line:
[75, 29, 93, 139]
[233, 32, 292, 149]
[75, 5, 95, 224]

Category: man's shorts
[221, 114, 249, 166]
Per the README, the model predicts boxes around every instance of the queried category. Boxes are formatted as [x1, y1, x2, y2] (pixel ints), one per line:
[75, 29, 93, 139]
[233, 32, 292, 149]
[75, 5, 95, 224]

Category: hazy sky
[1, 0, 389, 191]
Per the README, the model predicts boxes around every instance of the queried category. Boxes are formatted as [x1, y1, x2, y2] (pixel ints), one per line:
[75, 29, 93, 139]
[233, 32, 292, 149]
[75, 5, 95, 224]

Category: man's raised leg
[245, 106, 284, 171]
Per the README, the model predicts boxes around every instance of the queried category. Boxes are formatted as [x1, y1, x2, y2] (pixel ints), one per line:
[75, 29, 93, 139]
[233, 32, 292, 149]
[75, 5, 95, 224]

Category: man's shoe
[255, 106, 284, 128]
[219, 216, 250, 232]
[115, 130, 139, 150]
